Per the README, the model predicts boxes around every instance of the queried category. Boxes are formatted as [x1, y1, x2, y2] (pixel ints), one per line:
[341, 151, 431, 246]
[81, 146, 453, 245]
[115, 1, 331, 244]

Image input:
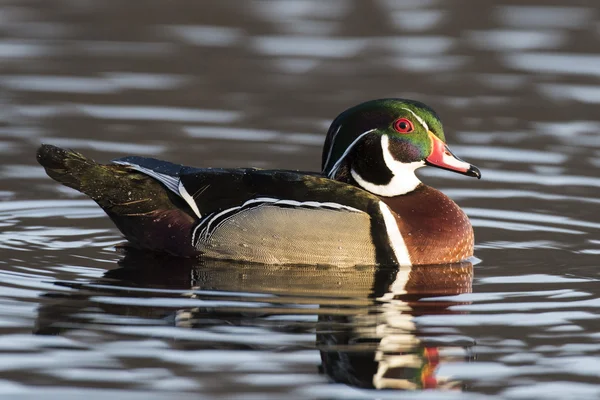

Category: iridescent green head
[321, 99, 480, 197]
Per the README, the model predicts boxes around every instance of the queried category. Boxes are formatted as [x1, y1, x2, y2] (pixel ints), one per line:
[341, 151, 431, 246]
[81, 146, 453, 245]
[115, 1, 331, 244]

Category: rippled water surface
[1, 1, 599, 399]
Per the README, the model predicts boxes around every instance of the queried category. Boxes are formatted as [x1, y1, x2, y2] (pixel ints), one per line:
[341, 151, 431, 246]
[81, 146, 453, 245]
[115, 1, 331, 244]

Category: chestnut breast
[379, 185, 474, 265]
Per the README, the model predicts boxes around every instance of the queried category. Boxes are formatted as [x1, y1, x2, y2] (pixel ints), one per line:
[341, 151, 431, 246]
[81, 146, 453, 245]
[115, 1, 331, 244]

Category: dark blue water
[1, 1, 599, 398]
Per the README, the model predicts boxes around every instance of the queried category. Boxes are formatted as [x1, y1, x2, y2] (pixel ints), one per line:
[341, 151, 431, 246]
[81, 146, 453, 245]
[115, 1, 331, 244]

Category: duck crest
[321, 98, 479, 197]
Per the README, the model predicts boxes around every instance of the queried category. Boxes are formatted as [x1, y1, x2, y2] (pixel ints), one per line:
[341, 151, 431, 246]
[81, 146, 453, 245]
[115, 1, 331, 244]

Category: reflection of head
[319, 261, 474, 391]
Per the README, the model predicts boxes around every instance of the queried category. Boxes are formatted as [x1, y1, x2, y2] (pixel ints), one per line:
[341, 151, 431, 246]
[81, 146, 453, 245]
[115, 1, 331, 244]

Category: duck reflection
[318, 261, 473, 390]
[35, 248, 474, 391]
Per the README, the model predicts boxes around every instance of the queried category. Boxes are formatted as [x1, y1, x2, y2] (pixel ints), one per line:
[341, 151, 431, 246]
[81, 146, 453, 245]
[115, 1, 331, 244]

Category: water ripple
[0, 0, 598, 398]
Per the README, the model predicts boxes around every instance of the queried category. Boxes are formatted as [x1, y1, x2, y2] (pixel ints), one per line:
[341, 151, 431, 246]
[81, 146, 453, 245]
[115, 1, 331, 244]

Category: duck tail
[36, 144, 164, 208]
[36, 144, 100, 194]
[36, 144, 197, 256]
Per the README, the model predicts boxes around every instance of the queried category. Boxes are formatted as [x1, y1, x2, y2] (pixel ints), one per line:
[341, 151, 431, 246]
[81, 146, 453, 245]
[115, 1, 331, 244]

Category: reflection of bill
[373, 343, 469, 390]
[319, 261, 474, 391]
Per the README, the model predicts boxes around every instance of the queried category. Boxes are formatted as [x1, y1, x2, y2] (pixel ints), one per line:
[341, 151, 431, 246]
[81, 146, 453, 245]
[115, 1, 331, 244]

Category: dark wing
[113, 156, 379, 216]
[112, 157, 398, 265]
[177, 167, 379, 216]
[113, 156, 184, 194]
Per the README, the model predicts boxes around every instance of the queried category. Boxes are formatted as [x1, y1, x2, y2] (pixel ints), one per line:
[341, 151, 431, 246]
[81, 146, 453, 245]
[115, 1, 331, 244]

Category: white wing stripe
[113, 160, 180, 194]
[178, 181, 202, 218]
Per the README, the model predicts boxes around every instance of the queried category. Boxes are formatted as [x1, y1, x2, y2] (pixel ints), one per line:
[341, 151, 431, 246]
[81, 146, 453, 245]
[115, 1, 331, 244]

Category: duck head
[321, 99, 481, 196]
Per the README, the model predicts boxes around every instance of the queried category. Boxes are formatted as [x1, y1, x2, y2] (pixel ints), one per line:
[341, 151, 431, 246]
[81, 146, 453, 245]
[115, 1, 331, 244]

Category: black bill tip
[467, 165, 481, 179]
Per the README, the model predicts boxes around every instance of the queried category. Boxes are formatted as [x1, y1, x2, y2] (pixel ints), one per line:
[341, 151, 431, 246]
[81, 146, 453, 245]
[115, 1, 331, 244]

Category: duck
[36, 98, 480, 267]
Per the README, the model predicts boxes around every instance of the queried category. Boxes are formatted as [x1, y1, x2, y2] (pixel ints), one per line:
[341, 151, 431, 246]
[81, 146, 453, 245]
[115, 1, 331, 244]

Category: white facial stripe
[400, 107, 428, 131]
[351, 135, 423, 196]
[350, 168, 417, 197]
[178, 181, 202, 218]
[381, 135, 425, 194]
[322, 124, 342, 173]
[378, 202, 412, 267]
[326, 129, 376, 179]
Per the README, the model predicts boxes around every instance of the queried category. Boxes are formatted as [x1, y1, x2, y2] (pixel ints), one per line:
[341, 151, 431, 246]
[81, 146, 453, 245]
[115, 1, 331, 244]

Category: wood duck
[37, 98, 480, 267]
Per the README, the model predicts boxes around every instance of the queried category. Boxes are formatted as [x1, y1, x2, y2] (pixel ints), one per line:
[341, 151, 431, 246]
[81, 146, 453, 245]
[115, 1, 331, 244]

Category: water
[1, 0, 599, 398]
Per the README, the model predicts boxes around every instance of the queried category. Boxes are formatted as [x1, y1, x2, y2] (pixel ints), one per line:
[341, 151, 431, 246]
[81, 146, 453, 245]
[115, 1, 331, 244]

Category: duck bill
[425, 132, 481, 179]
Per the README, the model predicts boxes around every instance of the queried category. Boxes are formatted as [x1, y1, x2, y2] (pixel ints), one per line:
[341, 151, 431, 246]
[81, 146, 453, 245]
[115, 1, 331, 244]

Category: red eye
[393, 118, 414, 134]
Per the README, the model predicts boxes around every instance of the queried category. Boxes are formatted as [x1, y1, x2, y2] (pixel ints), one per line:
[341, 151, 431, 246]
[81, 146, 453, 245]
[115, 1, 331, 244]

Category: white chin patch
[351, 135, 423, 197]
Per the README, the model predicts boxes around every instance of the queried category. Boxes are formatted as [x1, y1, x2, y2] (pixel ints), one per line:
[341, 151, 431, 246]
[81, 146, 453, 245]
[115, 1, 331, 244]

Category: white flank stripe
[242, 197, 363, 213]
[194, 196, 364, 245]
[191, 222, 204, 245]
[322, 124, 342, 172]
[400, 107, 429, 131]
[241, 197, 280, 206]
[178, 181, 202, 218]
[202, 205, 241, 239]
[378, 202, 411, 267]
[326, 129, 376, 179]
